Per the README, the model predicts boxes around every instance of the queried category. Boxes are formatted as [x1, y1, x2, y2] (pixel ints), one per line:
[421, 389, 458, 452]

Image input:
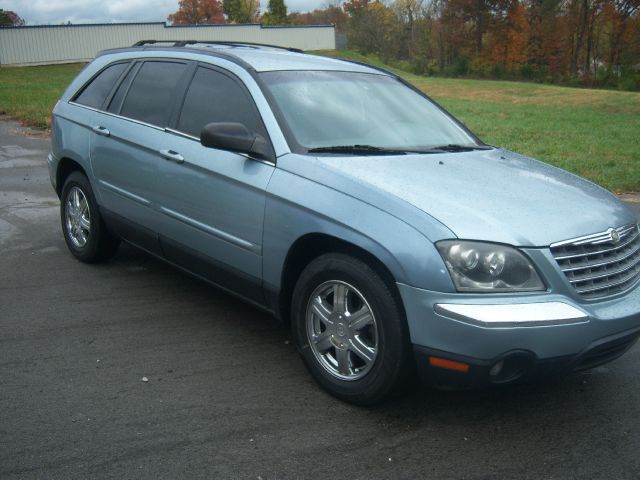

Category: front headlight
[436, 240, 545, 292]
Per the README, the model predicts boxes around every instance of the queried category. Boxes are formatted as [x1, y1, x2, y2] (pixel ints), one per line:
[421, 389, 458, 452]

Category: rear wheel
[291, 253, 412, 405]
[60, 171, 119, 263]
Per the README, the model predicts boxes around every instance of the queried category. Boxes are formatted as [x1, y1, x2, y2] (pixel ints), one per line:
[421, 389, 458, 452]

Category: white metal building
[0, 22, 336, 66]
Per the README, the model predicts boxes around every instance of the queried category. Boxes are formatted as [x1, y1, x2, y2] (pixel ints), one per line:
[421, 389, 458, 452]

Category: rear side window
[177, 67, 259, 138]
[74, 62, 128, 109]
[120, 61, 187, 127]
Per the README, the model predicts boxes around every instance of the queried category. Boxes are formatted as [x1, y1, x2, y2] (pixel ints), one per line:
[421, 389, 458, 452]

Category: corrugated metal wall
[0, 23, 336, 66]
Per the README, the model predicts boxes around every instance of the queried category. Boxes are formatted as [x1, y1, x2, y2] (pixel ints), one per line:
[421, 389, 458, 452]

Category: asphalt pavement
[1, 116, 640, 479]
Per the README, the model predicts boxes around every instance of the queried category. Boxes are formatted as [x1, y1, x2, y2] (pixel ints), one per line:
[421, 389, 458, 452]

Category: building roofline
[0, 21, 334, 30]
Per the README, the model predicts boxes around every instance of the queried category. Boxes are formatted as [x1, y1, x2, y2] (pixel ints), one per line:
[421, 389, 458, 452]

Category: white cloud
[0, 0, 328, 25]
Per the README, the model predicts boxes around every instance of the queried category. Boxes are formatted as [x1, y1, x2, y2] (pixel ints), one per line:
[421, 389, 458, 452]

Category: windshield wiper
[423, 144, 494, 153]
[308, 145, 407, 155]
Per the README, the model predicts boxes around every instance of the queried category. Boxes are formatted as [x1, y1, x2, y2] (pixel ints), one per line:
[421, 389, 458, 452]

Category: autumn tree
[263, 0, 289, 24]
[223, 0, 260, 23]
[603, 0, 640, 72]
[296, 0, 639, 88]
[344, 0, 404, 60]
[288, 5, 349, 32]
[393, 0, 430, 58]
[0, 9, 25, 26]
[168, 0, 225, 24]
[490, 0, 531, 68]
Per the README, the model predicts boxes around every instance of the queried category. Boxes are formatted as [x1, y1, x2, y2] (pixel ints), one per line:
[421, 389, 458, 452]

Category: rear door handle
[92, 125, 110, 137]
[159, 149, 185, 164]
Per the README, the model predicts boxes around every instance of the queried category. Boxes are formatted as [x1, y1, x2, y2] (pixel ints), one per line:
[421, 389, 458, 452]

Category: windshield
[259, 70, 481, 153]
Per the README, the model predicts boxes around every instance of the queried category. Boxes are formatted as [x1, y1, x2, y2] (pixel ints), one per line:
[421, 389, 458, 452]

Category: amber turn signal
[429, 356, 470, 373]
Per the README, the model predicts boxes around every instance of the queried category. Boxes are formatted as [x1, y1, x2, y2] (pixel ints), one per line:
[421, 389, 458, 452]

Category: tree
[288, 5, 349, 32]
[0, 9, 25, 26]
[291, 0, 639, 88]
[264, 0, 289, 24]
[223, 0, 260, 23]
[345, 1, 402, 60]
[167, 0, 225, 24]
[490, 0, 531, 68]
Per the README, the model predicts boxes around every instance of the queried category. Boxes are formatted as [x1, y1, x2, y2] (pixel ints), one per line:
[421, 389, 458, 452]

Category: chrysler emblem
[609, 228, 620, 244]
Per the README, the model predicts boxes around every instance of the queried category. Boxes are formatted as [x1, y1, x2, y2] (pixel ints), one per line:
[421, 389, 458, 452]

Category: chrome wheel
[64, 186, 91, 248]
[306, 280, 379, 381]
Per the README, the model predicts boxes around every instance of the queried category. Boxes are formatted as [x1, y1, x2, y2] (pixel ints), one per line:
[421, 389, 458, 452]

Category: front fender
[262, 167, 456, 293]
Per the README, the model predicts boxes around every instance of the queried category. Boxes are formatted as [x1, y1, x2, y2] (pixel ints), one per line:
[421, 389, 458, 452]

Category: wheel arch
[277, 233, 406, 326]
[56, 157, 88, 198]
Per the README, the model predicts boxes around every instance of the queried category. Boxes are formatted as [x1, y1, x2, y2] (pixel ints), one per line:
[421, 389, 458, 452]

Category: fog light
[489, 359, 504, 377]
[488, 353, 533, 384]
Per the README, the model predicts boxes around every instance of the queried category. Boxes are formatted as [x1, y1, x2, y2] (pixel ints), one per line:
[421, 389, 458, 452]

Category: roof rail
[132, 40, 303, 53]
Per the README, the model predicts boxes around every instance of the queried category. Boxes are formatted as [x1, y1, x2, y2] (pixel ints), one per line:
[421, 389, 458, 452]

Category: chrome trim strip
[98, 180, 151, 206]
[164, 128, 277, 166]
[434, 302, 589, 328]
[69, 103, 277, 167]
[550, 224, 638, 248]
[568, 257, 640, 283]
[575, 269, 640, 294]
[553, 229, 639, 260]
[158, 206, 260, 254]
[69, 101, 168, 132]
[165, 127, 199, 142]
[558, 242, 640, 272]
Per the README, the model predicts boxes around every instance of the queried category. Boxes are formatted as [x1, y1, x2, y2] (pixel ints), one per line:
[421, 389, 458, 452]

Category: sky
[0, 0, 325, 25]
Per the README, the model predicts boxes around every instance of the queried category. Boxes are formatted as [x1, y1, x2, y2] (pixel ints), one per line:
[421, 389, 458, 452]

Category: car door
[153, 64, 276, 302]
[89, 59, 191, 253]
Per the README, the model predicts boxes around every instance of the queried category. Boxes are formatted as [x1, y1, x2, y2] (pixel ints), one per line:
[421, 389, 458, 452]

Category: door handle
[159, 149, 185, 164]
[92, 125, 110, 137]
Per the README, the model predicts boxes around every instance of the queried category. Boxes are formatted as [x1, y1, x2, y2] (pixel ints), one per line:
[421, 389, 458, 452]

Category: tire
[291, 253, 412, 405]
[60, 171, 119, 263]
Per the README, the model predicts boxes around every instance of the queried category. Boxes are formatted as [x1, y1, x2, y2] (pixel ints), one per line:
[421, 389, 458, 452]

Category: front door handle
[159, 149, 185, 164]
[92, 125, 110, 137]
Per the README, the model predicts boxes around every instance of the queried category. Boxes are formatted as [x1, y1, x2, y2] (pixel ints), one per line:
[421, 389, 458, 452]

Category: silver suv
[49, 41, 640, 404]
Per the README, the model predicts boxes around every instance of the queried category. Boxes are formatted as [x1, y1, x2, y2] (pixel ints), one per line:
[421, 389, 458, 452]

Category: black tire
[291, 253, 412, 405]
[60, 171, 119, 263]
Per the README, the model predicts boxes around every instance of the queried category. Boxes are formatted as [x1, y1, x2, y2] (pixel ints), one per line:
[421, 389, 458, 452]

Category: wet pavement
[1, 117, 639, 479]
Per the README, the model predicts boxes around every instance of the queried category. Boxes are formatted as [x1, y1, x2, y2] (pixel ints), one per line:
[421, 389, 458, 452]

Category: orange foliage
[489, 1, 530, 68]
[168, 0, 225, 25]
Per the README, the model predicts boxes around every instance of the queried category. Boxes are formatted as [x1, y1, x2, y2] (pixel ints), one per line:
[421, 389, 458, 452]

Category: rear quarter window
[74, 62, 129, 109]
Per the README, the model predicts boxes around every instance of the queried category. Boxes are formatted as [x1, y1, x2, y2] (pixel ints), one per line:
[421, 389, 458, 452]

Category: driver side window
[177, 66, 260, 138]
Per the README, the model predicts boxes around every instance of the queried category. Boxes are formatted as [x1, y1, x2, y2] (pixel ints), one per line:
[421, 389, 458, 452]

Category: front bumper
[413, 327, 640, 388]
[398, 281, 640, 387]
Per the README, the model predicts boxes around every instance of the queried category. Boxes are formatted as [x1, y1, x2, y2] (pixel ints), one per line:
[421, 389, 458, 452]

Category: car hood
[286, 148, 635, 247]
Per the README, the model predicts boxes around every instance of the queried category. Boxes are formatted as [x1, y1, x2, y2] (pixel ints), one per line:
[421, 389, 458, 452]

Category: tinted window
[177, 67, 258, 138]
[75, 62, 128, 109]
[107, 64, 137, 114]
[120, 61, 187, 127]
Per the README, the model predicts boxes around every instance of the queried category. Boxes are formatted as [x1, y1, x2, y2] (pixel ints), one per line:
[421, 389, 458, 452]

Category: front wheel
[291, 253, 412, 405]
[60, 171, 119, 263]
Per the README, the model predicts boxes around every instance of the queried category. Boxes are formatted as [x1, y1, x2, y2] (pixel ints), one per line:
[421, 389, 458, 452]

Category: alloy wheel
[305, 280, 379, 381]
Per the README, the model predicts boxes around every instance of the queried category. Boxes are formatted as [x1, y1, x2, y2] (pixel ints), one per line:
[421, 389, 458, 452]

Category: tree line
[2, 1, 636, 90]
[168, 0, 639, 89]
[342, 0, 640, 89]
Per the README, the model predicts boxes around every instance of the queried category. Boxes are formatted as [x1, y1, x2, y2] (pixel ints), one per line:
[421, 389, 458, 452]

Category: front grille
[550, 224, 640, 299]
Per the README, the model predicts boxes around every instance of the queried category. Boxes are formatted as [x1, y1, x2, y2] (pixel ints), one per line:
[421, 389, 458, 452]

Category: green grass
[1, 55, 639, 192]
[315, 50, 640, 193]
[0, 63, 84, 129]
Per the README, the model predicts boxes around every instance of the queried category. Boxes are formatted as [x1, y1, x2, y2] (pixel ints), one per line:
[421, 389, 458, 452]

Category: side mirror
[200, 122, 272, 162]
